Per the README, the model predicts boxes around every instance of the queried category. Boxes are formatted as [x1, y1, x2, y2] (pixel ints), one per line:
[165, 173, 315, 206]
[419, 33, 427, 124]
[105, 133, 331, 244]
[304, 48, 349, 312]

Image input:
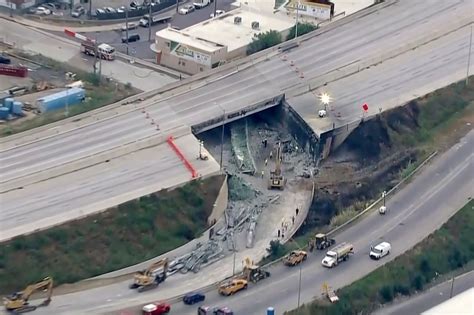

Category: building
[421, 287, 474, 315]
[151, 5, 294, 74]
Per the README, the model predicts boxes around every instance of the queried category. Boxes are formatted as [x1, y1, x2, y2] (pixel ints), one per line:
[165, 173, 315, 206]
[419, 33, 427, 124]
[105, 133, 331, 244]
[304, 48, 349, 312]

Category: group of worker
[276, 207, 300, 239]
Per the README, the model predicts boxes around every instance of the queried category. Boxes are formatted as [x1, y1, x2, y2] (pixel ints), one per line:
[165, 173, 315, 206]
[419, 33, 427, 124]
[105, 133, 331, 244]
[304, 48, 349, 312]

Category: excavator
[239, 257, 270, 283]
[268, 143, 286, 190]
[129, 258, 168, 293]
[4, 277, 53, 314]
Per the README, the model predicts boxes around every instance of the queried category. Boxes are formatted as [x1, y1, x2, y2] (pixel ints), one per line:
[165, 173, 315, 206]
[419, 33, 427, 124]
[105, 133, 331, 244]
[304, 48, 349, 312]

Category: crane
[3, 277, 53, 314]
[268, 143, 286, 190]
[129, 258, 169, 292]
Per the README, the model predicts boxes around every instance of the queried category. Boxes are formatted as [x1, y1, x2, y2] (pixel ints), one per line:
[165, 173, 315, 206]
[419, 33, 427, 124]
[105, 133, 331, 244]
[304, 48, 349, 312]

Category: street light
[294, 1, 300, 39]
[215, 102, 225, 170]
[289, 238, 303, 308]
[466, 24, 473, 86]
[382, 190, 387, 207]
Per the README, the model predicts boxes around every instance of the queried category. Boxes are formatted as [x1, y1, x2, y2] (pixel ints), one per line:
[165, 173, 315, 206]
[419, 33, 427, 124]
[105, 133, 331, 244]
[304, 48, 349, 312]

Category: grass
[286, 200, 474, 315]
[0, 175, 225, 294]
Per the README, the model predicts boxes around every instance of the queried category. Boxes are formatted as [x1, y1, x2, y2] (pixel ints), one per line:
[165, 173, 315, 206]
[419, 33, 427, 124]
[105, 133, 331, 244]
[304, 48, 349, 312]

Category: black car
[122, 33, 140, 43]
[0, 55, 11, 64]
[183, 292, 205, 305]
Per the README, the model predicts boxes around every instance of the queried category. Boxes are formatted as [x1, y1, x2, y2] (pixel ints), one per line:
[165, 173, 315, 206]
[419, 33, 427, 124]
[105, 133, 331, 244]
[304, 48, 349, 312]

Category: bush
[287, 22, 318, 40]
[411, 275, 424, 291]
[266, 240, 285, 259]
[379, 285, 394, 302]
[393, 283, 410, 296]
[247, 30, 282, 55]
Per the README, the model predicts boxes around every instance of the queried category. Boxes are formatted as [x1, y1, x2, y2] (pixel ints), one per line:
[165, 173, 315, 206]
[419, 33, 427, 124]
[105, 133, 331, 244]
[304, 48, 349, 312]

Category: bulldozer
[3, 277, 53, 314]
[129, 258, 168, 293]
[309, 233, 336, 251]
[268, 143, 286, 190]
[240, 257, 270, 283]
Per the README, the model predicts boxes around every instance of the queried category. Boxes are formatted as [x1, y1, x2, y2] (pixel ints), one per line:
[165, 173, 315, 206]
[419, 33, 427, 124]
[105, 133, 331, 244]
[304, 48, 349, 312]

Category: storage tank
[12, 101, 23, 116]
[0, 107, 9, 120]
[4, 98, 14, 111]
[36, 87, 86, 113]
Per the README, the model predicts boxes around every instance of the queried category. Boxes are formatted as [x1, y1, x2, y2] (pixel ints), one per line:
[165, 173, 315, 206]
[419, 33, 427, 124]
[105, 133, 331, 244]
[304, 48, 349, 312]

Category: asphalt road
[373, 270, 474, 315]
[18, 128, 473, 315]
[88, 0, 235, 59]
[1, 0, 473, 246]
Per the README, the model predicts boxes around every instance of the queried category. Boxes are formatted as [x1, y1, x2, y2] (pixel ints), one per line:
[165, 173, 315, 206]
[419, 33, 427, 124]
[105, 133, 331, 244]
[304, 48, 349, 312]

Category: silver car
[179, 4, 195, 15]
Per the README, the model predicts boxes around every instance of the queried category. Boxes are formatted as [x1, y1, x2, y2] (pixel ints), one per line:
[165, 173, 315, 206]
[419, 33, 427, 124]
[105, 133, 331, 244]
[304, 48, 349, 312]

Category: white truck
[369, 242, 391, 260]
[321, 242, 354, 268]
[193, 0, 211, 9]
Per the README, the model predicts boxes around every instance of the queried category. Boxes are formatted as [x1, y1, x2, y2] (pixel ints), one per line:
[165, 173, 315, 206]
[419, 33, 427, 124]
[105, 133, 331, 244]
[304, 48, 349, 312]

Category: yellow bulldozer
[3, 277, 53, 314]
[129, 258, 168, 293]
[239, 257, 271, 283]
[268, 143, 286, 190]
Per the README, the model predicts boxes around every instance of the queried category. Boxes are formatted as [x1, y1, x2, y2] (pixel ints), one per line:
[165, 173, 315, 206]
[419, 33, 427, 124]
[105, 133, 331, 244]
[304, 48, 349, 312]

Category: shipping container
[0, 65, 28, 77]
[36, 88, 85, 113]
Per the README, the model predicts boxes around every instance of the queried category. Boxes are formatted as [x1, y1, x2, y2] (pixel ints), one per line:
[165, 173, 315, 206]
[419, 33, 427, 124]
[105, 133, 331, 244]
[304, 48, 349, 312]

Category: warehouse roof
[156, 8, 294, 53]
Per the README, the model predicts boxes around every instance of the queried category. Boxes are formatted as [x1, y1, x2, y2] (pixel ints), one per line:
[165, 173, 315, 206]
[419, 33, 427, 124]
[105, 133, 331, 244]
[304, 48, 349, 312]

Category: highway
[0, 0, 472, 258]
[373, 270, 474, 315]
[22, 127, 474, 315]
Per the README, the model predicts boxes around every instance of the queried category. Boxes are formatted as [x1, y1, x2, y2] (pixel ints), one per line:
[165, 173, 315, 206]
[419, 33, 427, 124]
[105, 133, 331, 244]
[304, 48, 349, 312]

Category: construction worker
[264, 159, 268, 166]
[278, 229, 281, 238]
[296, 208, 299, 216]
[261, 170, 264, 178]
[270, 150, 273, 159]
[292, 216, 295, 225]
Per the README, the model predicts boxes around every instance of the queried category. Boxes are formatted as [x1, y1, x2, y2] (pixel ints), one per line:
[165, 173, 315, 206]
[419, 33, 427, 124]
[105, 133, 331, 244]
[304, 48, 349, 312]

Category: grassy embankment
[264, 78, 474, 262]
[287, 199, 474, 315]
[0, 52, 138, 136]
[0, 176, 224, 294]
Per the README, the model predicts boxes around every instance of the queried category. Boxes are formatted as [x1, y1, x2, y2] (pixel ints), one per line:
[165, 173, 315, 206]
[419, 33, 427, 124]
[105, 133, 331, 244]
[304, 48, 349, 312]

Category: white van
[369, 242, 391, 260]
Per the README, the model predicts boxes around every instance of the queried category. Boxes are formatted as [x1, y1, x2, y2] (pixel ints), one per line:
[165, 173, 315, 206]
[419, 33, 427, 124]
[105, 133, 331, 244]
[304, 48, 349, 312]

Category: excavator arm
[4, 277, 53, 313]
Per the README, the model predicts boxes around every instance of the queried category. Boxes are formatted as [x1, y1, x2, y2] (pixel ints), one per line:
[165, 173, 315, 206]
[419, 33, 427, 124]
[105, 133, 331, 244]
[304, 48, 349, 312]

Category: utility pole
[232, 249, 236, 276]
[449, 276, 455, 298]
[176, 0, 179, 13]
[125, 5, 129, 55]
[466, 24, 473, 86]
[214, 0, 218, 18]
[297, 262, 302, 307]
[382, 191, 386, 207]
[148, 2, 152, 42]
[89, 0, 92, 19]
[220, 108, 225, 170]
[294, 1, 299, 39]
[65, 86, 69, 117]
[9, 0, 13, 17]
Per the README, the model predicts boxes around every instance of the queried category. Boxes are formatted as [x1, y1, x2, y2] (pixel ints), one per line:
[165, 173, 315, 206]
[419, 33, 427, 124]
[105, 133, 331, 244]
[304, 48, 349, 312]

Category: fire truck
[65, 29, 115, 60]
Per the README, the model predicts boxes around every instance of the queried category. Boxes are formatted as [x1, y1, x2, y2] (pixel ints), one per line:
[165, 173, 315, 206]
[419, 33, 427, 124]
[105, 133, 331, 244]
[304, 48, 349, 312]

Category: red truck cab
[142, 302, 170, 315]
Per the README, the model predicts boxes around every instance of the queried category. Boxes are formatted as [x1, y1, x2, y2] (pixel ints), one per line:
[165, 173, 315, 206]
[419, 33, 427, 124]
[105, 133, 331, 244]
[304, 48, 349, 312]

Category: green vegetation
[286, 200, 474, 315]
[287, 22, 318, 40]
[0, 176, 224, 293]
[247, 30, 282, 55]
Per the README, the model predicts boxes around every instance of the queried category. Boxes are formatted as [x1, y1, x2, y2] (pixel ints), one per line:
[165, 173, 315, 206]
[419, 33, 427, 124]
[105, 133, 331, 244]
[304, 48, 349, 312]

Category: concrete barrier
[0, 125, 191, 192]
[207, 175, 228, 226]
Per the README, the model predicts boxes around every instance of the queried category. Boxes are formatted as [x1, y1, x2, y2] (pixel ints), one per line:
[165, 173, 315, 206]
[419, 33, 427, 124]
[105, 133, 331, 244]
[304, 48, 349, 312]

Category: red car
[142, 302, 170, 315]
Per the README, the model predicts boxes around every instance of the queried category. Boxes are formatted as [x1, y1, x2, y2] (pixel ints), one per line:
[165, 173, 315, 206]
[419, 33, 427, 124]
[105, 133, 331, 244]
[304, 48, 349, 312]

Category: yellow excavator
[268, 143, 286, 190]
[129, 258, 168, 293]
[3, 277, 53, 314]
[239, 257, 270, 283]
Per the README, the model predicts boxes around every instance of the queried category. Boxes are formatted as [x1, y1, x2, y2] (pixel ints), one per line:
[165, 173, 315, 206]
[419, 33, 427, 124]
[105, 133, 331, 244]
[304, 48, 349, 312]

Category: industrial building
[151, 4, 294, 74]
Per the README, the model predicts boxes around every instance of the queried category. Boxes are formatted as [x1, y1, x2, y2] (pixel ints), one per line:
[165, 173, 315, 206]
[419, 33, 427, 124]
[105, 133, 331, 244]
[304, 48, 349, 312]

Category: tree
[287, 22, 318, 40]
[266, 240, 285, 258]
[247, 30, 282, 55]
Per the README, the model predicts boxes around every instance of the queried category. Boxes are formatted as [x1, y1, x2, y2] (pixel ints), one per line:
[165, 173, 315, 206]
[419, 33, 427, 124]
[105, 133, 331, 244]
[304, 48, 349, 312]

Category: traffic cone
[290, 60, 294, 66]
[151, 119, 155, 125]
[299, 72, 304, 78]
[282, 55, 288, 61]
[145, 112, 150, 119]
[141, 108, 145, 113]
[295, 67, 299, 73]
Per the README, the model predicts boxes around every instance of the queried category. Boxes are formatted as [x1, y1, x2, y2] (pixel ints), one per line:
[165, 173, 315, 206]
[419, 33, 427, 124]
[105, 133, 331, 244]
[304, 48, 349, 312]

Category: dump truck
[218, 279, 248, 296]
[129, 258, 168, 292]
[321, 242, 354, 268]
[268, 143, 286, 190]
[4, 277, 53, 313]
[283, 250, 307, 266]
[240, 257, 270, 283]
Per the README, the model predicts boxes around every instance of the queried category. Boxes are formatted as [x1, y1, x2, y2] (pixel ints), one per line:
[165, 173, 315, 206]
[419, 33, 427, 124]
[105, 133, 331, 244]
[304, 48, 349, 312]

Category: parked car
[183, 292, 205, 305]
[0, 55, 11, 64]
[71, 6, 85, 18]
[210, 9, 225, 18]
[35, 7, 52, 15]
[122, 33, 140, 43]
[95, 8, 106, 15]
[42, 3, 57, 11]
[178, 4, 195, 15]
[121, 22, 139, 31]
[104, 7, 116, 13]
[369, 242, 391, 260]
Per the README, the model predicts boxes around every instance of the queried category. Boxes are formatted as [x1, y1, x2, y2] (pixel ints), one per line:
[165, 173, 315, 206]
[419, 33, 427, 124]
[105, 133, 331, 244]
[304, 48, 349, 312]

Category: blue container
[36, 88, 85, 113]
[12, 101, 23, 116]
[4, 98, 13, 111]
[0, 107, 9, 120]
[267, 307, 275, 315]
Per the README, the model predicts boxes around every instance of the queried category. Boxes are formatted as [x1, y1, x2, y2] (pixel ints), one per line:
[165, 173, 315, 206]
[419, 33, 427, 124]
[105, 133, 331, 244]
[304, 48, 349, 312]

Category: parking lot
[52, 0, 235, 60]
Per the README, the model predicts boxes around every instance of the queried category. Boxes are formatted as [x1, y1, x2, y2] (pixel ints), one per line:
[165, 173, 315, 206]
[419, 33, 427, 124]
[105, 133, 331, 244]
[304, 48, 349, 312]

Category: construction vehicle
[218, 279, 248, 296]
[268, 143, 286, 190]
[129, 258, 168, 292]
[309, 233, 336, 251]
[283, 250, 307, 266]
[321, 242, 354, 268]
[322, 282, 339, 303]
[240, 257, 270, 283]
[4, 277, 53, 313]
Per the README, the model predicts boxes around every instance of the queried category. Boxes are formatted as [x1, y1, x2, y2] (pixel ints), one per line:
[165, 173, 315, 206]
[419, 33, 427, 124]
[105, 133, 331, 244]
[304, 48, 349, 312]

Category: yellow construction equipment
[268, 143, 285, 190]
[3, 277, 53, 314]
[129, 258, 168, 293]
[322, 282, 339, 303]
[240, 257, 271, 283]
[218, 279, 248, 296]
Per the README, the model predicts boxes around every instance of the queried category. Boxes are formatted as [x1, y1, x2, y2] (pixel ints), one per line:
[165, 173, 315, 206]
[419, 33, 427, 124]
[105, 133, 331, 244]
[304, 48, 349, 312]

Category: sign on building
[288, 1, 332, 20]
[171, 41, 211, 67]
